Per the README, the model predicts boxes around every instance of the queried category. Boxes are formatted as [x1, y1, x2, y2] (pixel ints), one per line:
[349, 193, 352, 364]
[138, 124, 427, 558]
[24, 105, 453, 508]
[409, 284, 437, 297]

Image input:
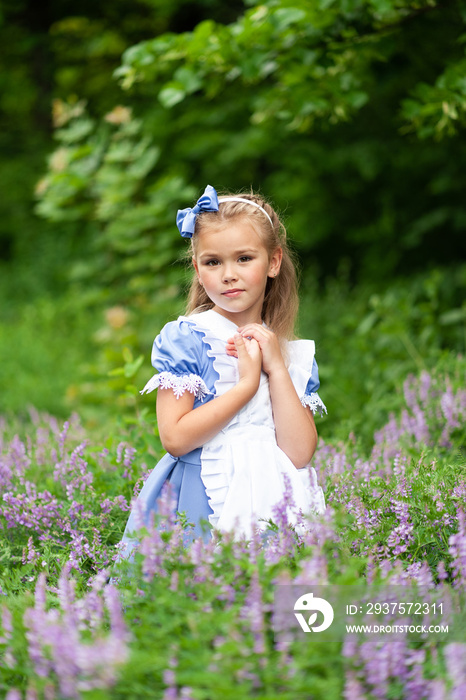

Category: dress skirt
[119, 452, 214, 560]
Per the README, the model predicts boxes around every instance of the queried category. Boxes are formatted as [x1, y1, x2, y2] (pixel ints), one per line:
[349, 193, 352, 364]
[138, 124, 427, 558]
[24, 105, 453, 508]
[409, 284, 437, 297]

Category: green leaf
[124, 354, 144, 378]
[158, 84, 186, 108]
[55, 118, 95, 144]
[174, 66, 203, 94]
[439, 307, 466, 325]
[127, 147, 160, 179]
[273, 8, 306, 31]
[122, 346, 133, 363]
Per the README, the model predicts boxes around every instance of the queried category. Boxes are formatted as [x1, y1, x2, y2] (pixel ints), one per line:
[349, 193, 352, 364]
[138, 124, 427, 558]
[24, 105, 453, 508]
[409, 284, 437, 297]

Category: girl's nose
[223, 265, 238, 283]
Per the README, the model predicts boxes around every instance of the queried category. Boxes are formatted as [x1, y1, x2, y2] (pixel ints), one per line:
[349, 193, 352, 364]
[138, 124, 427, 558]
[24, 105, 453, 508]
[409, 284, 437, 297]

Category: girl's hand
[233, 332, 262, 395]
[157, 333, 263, 457]
[227, 324, 285, 376]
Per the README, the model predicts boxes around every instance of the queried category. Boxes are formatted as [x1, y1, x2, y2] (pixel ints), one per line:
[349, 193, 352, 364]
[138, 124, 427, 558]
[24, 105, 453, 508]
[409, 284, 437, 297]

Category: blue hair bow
[176, 185, 219, 238]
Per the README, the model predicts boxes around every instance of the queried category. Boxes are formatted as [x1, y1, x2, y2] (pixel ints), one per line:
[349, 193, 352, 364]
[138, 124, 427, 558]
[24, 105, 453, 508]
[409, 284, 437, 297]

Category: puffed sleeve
[139, 319, 212, 401]
[287, 340, 327, 417]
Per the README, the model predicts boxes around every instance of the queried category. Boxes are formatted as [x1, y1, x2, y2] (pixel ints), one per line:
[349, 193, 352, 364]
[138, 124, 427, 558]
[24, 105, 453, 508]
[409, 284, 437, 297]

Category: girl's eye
[238, 256, 252, 263]
[205, 259, 219, 266]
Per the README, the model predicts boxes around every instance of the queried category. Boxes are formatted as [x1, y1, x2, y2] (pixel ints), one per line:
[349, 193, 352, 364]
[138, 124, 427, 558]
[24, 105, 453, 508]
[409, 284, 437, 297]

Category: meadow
[0, 325, 464, 698]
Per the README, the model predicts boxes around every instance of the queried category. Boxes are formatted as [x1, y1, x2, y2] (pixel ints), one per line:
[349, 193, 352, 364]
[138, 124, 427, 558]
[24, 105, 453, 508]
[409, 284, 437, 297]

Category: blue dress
[119, 309, 327, 554]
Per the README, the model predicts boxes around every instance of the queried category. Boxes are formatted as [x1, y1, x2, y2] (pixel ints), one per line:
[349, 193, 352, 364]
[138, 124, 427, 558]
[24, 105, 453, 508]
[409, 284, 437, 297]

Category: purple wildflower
[23, 570, 130, 698]
[5, 690, 22, 700]
[58, 421, 70, 459]
[449, 508, 466, 590]
[22, 536, 40, 565]
[294, 550, 329, 584]
[239, 568, 267, 655]
[445, 642, 466, 700]
[343, 669, 367, 700]
[162, 654, 179, 700]
[0, 603, 15, 668]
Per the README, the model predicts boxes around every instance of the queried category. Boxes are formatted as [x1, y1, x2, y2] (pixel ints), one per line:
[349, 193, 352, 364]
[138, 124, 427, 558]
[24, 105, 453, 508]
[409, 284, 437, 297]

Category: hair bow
[176, 185, 219, 238]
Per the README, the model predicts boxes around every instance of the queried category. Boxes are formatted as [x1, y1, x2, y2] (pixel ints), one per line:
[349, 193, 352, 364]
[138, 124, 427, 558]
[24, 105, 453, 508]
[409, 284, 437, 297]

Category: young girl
[120, 185, 326, 551]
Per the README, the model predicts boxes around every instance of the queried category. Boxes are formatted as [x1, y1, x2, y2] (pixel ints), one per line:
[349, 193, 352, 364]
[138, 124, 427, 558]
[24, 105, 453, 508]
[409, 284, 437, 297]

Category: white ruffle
[180, 311, 239, 398]
[301, 392, 327, 417]
[139, 371, 211, 401]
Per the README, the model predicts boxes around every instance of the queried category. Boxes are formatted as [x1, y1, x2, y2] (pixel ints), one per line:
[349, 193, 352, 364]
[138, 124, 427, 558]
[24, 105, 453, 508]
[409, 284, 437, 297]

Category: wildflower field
[0, 357, 465, 700]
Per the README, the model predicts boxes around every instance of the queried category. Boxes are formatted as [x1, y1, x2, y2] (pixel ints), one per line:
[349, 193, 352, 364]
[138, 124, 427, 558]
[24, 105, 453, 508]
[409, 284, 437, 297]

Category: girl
[120, 185, 326, 552]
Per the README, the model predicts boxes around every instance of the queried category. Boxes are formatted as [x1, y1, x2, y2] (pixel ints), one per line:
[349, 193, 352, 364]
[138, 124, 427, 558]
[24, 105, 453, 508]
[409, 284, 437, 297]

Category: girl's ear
[268, 246, 283, 278]
[192, 255, 200, 278]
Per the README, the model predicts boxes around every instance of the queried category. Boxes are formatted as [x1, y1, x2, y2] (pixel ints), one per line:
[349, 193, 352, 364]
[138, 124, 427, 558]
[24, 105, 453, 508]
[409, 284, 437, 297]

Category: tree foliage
[0, 0, 242, 301]
[33, 0, 466, 305]
[35, 100, 195, 304]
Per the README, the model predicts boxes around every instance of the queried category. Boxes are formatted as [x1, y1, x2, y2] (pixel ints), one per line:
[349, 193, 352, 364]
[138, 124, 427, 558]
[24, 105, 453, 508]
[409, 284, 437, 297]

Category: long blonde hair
[185, 191, 299, 340]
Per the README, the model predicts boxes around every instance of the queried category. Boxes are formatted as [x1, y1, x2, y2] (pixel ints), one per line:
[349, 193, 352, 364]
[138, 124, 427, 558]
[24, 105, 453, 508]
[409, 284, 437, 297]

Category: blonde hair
[185, 190, 299, 340]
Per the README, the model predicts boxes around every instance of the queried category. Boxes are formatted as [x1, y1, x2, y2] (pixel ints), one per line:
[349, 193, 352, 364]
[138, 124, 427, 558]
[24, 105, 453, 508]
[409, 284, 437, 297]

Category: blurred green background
[0, 0, 464, 443]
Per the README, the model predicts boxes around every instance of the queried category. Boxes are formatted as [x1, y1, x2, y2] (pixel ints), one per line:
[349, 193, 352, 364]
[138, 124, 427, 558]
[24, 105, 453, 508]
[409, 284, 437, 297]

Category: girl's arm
[267, 364, 318, 469]
[156, 334, 261, 457]
[227, 325, 317, 469]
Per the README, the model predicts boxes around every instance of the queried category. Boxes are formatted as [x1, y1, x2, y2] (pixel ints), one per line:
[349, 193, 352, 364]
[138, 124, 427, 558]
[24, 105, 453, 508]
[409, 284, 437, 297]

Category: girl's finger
[239, 322, 269, 335]
[238, 324, 257, 336]
[248, 337, 261, 353]
[241, 328, 269, 344]
[233, 332, 246, 352]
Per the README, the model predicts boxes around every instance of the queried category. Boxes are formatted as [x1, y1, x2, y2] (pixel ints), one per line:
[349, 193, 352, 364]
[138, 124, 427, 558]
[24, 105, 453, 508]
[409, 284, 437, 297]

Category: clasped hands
[225, 324, 285, 385]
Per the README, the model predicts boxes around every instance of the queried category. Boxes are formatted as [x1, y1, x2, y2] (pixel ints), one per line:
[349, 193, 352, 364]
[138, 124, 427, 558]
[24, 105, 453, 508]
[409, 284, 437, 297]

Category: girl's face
[193, 220, 282, 327]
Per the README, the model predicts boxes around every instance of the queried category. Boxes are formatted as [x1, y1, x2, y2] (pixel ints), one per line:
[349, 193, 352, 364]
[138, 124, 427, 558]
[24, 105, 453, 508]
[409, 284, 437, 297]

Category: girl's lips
[222, 289, 243, 297]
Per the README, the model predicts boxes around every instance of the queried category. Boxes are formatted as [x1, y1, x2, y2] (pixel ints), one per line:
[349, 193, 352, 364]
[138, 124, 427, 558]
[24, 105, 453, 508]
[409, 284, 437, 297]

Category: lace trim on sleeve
[301, 392, 327, 417]
[139, 371, 211, 401]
